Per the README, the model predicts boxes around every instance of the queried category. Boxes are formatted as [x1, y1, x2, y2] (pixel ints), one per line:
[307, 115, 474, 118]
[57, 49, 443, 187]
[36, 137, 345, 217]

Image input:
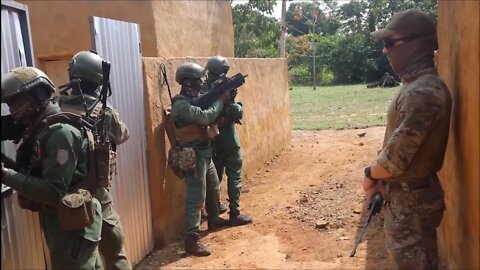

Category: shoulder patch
[56, 149, 69, 165]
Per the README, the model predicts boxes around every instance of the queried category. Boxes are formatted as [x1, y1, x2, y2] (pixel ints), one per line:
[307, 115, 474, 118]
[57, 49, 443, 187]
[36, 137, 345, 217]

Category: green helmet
[206, 56, 230, 76]
[1, 66, 55, 103]
[68, 50, 104, 85]
[175, 62, 204, 84]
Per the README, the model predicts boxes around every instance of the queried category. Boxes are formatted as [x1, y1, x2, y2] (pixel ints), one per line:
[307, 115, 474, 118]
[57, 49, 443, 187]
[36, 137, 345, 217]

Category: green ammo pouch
[57, 189, 95, 231]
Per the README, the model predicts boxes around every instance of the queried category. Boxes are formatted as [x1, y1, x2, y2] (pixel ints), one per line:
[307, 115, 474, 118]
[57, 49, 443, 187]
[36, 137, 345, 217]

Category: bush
[288, 65, 311, 85]
[319, 69, 335, 86]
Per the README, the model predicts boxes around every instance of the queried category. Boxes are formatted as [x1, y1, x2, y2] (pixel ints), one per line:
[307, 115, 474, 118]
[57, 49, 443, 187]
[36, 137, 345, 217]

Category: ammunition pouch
[168, 146, 196, 178]
[94, 143, 113, 188]
[57, 189, 95, 231]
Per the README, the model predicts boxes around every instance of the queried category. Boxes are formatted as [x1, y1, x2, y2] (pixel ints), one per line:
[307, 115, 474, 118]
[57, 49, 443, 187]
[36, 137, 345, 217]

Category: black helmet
[206, 56, 230, 76]
[1, 66, 55, 103]
[175, 62, 204, 84]
[68, 51, 104, 85]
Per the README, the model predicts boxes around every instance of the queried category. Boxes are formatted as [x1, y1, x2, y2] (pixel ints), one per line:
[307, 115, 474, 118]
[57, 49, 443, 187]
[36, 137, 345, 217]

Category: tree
[232, 0, 279, 57]
[285, 1, 339, 37]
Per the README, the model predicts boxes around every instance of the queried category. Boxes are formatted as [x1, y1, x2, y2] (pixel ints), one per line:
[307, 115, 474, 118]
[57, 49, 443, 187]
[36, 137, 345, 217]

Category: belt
[388, 177, 431, 191]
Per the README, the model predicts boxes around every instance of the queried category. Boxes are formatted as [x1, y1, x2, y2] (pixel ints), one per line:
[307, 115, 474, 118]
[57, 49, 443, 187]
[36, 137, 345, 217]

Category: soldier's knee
[99, 223, 125, 256]
[388, 244, 428, 270]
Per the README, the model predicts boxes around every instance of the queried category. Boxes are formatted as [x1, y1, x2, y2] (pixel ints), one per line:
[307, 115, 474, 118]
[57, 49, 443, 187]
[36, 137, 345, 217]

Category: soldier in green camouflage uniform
[58, 51, 132, 270]
[203, 56, 252, 226]
[1, 67, 104, 269]
[172, 62, 231, 256]
[364, 10, 452, 269]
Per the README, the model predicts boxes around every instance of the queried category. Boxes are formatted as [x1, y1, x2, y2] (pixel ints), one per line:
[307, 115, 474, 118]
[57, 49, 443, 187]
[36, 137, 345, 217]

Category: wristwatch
[364, 166, 381, 181]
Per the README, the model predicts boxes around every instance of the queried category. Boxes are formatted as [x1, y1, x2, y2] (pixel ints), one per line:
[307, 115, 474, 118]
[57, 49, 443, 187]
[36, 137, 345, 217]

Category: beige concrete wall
[437, 1, 479, 269]
[19, 0, 233, 86]
[19, 1, 157, 57]
[143, 57, 290, 245]
[151, 1, 234, 58]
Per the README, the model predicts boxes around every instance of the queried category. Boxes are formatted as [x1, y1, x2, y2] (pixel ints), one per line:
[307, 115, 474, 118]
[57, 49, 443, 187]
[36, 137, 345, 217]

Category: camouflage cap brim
[371, 28, 396, 40]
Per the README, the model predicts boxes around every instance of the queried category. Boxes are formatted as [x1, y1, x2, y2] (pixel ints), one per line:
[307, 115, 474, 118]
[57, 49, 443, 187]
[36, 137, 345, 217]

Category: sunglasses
[383, 35, 424, 49]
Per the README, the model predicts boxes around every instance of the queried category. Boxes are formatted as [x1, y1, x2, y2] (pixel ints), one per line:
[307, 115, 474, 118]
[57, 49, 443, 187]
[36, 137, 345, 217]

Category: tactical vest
[60, 101, 116, 189]
[164, 94, 219, 146]
[17, 112, 98, 212]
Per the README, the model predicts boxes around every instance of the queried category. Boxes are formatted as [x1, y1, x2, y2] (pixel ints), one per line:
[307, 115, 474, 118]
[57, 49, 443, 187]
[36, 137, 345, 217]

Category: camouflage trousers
[383, 174, 445, 270]
[99, 202, 132, 270]
[184, 155, 220, 237]
[213, 147, 243, 216]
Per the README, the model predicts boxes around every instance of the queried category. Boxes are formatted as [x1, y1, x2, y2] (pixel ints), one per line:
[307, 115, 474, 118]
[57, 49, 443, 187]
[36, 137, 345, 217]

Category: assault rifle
[1, 151, 18, 171]
[192, 73, 248, 109]
[98, 60, 112, 145]
[350, 192, 384, 257]
[1, 114, 26, 143]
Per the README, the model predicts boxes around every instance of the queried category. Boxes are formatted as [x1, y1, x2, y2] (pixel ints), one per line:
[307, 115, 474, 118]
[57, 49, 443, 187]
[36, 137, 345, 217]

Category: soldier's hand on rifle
[363, 166, 385, 202]
[230, 88, 238, 100]
[220, 91, 233, 105]
[364, 178, 384, 201]
[1, 162, 7, 179]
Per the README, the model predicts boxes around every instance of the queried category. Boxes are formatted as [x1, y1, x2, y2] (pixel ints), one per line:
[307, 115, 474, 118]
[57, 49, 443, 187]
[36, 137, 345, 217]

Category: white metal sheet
[90, 16, 153, 266]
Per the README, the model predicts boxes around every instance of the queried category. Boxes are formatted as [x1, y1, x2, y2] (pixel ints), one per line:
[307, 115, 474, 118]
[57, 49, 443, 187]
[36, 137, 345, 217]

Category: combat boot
[207, 216, 229, 231]
[218, 202, 228, 214]
[184, 235, 210, 256]
[229, 213, 253, 227]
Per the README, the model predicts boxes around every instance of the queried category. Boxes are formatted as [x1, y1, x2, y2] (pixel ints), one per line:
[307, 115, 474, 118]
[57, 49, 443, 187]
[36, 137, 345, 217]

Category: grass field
[289, 84, 399, 130]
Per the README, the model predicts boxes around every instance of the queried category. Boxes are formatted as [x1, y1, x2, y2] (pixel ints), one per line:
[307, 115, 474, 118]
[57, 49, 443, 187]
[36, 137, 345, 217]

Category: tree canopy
[232, 0, 438, 85]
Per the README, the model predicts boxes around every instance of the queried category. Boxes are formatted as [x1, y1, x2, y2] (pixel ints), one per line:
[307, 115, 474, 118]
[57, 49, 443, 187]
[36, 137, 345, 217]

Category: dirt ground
[136, 127, 396, 269]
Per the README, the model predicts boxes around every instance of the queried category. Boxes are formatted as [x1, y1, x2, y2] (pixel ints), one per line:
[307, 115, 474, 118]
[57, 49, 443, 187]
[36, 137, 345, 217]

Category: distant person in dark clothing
[367, 72, 399, 88]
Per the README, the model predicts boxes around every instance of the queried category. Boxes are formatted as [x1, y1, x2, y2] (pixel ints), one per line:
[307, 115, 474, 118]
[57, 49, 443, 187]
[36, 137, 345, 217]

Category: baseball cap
[371, 9, 436, 40]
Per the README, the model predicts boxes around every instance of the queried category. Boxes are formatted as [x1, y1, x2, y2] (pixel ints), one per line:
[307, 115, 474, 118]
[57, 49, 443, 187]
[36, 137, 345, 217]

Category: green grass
[290, 84, 398, 130]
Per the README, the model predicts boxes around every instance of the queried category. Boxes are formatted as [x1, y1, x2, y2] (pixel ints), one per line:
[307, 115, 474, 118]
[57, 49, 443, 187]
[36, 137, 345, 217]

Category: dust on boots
[207, 216, 229, 231]
[229, 214, 253, 226]
[185, 235, 210, 257]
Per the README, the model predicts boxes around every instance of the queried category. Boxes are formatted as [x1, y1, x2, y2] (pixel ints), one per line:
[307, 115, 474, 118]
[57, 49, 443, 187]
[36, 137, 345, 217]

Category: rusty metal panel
[90, 16, 153, 266]
[1, 3, 47, 269]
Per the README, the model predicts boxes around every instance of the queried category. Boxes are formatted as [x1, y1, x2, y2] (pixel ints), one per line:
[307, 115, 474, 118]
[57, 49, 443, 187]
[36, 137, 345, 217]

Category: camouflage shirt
[378, 68, 452, 180]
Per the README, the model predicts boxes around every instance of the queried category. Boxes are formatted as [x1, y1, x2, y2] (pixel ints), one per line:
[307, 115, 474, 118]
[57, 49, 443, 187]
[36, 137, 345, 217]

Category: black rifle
[192, 73, 248, 109]
[1, 151, 18, 171]
[350, 192, 384, 257]
[98, 60, 112, 145]
[1, 115, 26, 143]
[160, 63, 174, 102]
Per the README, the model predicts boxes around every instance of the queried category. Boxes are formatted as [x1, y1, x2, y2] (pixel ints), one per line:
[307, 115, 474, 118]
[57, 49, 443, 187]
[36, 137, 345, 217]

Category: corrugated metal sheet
[90, 16, 153, 266]
[1, 4, 47, 270]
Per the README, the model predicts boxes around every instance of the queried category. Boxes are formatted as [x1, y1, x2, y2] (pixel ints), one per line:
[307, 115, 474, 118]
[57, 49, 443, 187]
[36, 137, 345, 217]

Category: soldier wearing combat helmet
[171, 62, 232, 256]
[58, 50, 132, 270]
[203, 56, 253, 227]
[363, 9, 452, 269]
[1, 67, 104, 269]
